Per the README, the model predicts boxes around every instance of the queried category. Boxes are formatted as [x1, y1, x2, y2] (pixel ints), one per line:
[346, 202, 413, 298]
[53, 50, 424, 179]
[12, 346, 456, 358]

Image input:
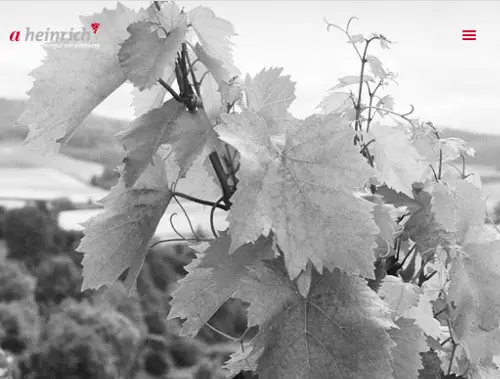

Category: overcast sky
[1, 1, 499, 134]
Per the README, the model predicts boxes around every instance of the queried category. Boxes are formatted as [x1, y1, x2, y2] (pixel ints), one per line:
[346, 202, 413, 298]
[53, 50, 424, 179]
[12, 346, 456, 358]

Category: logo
[9, 23, 101, 49]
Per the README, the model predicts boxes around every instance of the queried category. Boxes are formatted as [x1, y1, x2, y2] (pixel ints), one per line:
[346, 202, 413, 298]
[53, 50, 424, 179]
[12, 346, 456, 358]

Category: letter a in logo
[9, 31, 20, 42]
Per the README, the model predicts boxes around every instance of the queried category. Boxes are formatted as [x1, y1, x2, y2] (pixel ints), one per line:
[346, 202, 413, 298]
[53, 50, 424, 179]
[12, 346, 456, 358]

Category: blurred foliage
[3, 207, 52, 266]
[493, 201, 500, 224]
[0, 201, 253, 378]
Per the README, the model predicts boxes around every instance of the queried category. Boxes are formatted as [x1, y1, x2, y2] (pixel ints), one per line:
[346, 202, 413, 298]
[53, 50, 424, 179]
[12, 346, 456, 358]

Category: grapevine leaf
[376, 95, 395, 116]
[317, 92, 353, 115]
[167, 232, 274, 337]
[403, 293, 442, 339]
[439, 137, 475, 162]
[236, 263, 396, 379]
[379, 275, 421, 320]
[330, 74, 375, 91]
[78, 153, 173, 293]
[398, 186, 451, 252]
[130, 68, 175, 117]
[118, 20, 187, 90]
[389, 318, 427, 379]
[448, 240, 500, 357]
[348, 34, 365, 44]
[223, 345, 261, 377]
[371, 195, 395, 243]
[244, 67, 296, 122]
[377, 185, 421, 210]
[216, 112, 379, 279]
[18, 3, 143, 154]
[366, 55, 387, 79]
[193, 42, 240, 84]
[296, 261, 313, 297]
[418, 350, 443, 379]
[370, 122, 427, 196]
[193, 60, 224, 123]
[431, 178, 485, 244]
[117, 98, 217, 187]
[470, 362, 500, 379]
[189, 6, 237, 72]
[147, 0, 184, 31]
[409, 122, 440, 166]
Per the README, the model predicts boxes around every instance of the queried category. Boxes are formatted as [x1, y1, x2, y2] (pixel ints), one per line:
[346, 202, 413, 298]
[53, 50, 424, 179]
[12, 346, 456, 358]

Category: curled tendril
[210, 196, 226, 238]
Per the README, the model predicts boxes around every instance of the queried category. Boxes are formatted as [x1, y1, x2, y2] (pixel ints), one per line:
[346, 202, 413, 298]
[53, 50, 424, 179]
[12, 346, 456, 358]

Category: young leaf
[216, 112, 379, 279]
[448, 240, 500, 351]
[431, 178, 485, 244]
[18, 3, 143, 154]
[329, 74, 375, 91]
[117, 98, 217, 187]
[236, 264, 396, 379]
[167, 233, 274, 337]
[189, 6, 237, 72]
[370, 122, 427, 196]
[389, 318, 427, 379]
[379, 275, 421, 320]
[244, 67, 296, 122]
[147, 0, 184, 31]
[78, 154, 173, 293]
[375, 95, 395, 116]
[348, 34, 365, 44]
[118, 20, 187, 90]
[317, 92, 353, 115]
[438, 137, 475, 163]
[366, 55, 387, 79]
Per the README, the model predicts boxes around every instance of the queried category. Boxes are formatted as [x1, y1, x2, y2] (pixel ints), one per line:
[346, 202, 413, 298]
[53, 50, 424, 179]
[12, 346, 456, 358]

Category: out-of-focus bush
[493, 201, 500, 224]
[91, 281, 146, 336]
[0, 261, 35, 303]
[23, 318, 116, 379]
[24, 300, 142, 379]
[3, 208, 52, 266]
[34, 255, 84, 308]
[0, 301, 40, 355]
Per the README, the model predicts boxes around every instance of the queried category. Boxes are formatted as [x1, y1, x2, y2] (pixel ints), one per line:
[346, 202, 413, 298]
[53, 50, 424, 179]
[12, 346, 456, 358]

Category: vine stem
[172, 191, 230, 211]
[354, 38, 375, 132]
[360, 105, 414, 125]
[158, 78, 181, 102]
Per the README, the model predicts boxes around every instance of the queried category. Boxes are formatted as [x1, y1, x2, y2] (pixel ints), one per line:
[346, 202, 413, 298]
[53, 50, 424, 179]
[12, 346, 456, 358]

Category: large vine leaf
[370, 122, 427, 196]
[78, 153, 173, 293]
[244, 67, 296, 122]
[389, 318, 427, 379]
[188, 6, 237, 72]
[448, 240, 500, 361]
[235, 263, 396, 379]
[118, 19, 187, 90]
[18, 3, 144, 155]
[117, 98, 218, 187]
[167, 232, 274, 337]
[216, 112, 379, 279]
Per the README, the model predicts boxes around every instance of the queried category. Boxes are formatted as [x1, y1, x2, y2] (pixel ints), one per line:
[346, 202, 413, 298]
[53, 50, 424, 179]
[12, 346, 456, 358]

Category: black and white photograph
[0, 1, 499, 378]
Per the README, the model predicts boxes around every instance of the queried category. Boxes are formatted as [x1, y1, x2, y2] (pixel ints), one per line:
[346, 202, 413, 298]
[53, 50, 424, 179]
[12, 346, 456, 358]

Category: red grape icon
[91, 22, 100, 34]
